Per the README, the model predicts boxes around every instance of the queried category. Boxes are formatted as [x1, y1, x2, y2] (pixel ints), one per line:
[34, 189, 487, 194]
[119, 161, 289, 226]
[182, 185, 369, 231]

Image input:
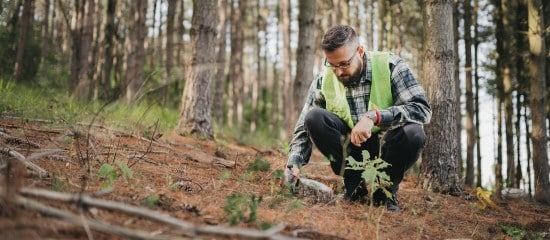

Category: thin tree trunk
[293, 0, 316, 126]
[473, 0, 482, 188]
[149, 0, 157, 70]
[493, 0, 505, 197]
[229, 0, 246, 128]
[527, 0, 550, 204]
[101, 0, 116, 100]
[14, 0, 34, 81]
[419, 0, 463, 195]
[280, 0, 291, 139]
[73, 0, 94, 100]
[164, 0, 177, 105]
[524, 94, 533, 196]
[377, 0, 386, 50]
[176, 0, 218, 139]
[366, 1, 374, 50]
[40, 0, 50, 65]
[453, 0, 463, 182]
[124, 0, 147, 103]
[175, 0, 186, 95]
[212, 0, 228, 124]
[464, 0, 475, 187]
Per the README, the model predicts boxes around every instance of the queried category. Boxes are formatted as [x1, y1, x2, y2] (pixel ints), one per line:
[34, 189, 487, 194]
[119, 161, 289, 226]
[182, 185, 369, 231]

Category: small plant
[224, 193, 263, 225]
[247, 157, 270, 172]
[50, 175, 65, 191]
[97, 160, 134, 188]
[500, 223, 526, 240]
[271, 169, 284, 180]
[219, 170, 231, 181]
[142, 194, 159, 208]
[346, 150, 393, 201]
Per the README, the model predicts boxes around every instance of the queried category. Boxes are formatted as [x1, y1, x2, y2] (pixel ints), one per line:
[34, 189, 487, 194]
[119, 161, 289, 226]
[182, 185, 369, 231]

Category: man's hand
[284, 165, 300, 192]
[350, 115, 375, 147]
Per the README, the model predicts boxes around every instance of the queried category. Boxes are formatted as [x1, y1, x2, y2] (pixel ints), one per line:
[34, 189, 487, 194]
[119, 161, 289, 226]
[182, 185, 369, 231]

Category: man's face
[324, 44, 364, 84]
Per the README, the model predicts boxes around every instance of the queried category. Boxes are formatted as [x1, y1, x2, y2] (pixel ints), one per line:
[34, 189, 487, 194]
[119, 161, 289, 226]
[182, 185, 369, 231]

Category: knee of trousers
[304, 108, 331, 132]
[402, 123, 426, 150]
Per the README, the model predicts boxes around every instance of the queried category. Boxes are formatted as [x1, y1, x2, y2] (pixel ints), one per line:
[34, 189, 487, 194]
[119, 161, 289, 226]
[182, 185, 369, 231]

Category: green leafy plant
[98, 163, 117, 188]
[247, 157, 270, 172]
[346, 150, 393, 201]
[115, 160, 133, 179]
[500, 223, 526, 240]
[142, 194, 159, 208]
[224, 193, 263, 225]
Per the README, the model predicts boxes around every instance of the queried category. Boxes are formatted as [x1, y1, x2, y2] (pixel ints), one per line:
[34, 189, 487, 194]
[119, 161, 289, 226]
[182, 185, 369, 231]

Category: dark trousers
[304, 108, 426, 200]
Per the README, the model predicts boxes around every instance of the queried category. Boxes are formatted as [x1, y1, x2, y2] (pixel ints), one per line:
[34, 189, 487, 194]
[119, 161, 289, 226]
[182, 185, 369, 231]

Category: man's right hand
[284, 165, 300, 190]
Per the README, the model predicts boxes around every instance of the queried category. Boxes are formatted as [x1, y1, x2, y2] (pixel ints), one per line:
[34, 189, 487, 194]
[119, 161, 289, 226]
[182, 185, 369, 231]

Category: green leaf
[115, 160, 133, 179]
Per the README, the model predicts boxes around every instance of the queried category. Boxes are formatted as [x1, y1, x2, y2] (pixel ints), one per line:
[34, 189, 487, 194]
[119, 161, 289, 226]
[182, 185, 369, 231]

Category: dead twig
[16, 187, 297, 239]
[0, 148, 48, 177]
[0, 131, 40, 148]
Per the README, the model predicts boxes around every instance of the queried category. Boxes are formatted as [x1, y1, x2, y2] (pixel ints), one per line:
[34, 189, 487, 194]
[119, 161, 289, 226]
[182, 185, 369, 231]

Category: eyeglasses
[324, 50, 358, 70]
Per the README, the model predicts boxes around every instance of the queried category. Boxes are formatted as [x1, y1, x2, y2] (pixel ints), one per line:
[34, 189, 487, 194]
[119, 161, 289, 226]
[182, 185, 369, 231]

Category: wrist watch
[365, 111, 377, 124]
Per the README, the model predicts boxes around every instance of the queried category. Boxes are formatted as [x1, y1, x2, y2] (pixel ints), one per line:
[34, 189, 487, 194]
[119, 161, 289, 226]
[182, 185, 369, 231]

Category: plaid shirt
[287, 52, 432, 167]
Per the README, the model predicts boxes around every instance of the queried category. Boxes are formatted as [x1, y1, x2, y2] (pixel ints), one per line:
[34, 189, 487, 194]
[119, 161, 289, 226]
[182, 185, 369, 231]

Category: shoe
[344, 184, 368, 203]
[385, 197, 401, 213]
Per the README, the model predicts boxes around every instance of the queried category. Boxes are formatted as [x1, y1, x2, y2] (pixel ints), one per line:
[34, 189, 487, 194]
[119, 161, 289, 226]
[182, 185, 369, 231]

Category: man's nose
[334, 68, 344, 76]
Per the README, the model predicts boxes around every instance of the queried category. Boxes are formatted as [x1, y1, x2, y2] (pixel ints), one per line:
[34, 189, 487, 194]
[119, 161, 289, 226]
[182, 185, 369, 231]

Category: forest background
[0, 0, 549, 203]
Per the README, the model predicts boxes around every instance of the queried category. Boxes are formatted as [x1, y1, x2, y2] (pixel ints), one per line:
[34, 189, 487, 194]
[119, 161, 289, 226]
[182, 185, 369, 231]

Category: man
[285, 25, 431, 212]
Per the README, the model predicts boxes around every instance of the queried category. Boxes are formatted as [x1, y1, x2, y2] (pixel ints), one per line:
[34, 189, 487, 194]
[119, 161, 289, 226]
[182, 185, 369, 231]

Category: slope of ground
[0, 117, 549, 240]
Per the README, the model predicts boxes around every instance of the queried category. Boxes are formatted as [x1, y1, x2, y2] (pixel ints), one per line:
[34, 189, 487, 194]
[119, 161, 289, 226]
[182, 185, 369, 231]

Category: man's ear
[357, 45, 365, 58]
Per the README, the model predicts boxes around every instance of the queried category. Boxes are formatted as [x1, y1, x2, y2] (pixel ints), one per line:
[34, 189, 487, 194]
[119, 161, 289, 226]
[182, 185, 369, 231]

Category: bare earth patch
[0, 117, 549, 239]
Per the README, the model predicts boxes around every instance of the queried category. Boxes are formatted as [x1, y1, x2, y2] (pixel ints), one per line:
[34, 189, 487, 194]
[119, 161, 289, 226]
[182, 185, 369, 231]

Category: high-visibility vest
[321, 51, 393, 133]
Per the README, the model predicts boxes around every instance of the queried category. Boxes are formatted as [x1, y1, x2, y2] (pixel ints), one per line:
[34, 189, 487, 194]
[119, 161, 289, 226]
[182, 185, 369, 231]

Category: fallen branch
[0, 131, 40, 148]
[16, 187, 297, 239]
[0, 148, 48, 177]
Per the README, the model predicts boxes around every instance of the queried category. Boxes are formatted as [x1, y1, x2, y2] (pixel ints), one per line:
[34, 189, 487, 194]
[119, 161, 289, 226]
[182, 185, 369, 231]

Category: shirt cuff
[286, 155, 304, 168]
[378, 109, 393, 128]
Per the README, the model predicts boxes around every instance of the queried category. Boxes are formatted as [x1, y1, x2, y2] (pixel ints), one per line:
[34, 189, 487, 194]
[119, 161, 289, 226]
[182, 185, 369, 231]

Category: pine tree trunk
[124, 0, 147, 103]
[73, 0, 94, 100]
[464, 0, 475, 187]
[453, 0, 462, 181]
[212, 0, 228, 124]
[14, 0, 34, 81]
[164, 0, 177, 105]
[377, 0, 386, 50]
[177, 0, 218, 139]
[527, 0, 550, 204]
[101, 0, 116, 100]
[280, 0, 291, 139]
[474, 0, 482, 188]
[493, 0, 505, 197]
[418, 0, 463, 195]
[229, 0, 246, 128]
[40, 0, 50, 65]
[293, 0, 316, 125]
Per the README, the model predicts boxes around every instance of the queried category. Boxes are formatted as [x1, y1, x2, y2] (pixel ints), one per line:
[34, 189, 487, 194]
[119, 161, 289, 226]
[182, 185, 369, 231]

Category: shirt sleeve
[286, 74, 324, 167]
[378, 56, 432, 128]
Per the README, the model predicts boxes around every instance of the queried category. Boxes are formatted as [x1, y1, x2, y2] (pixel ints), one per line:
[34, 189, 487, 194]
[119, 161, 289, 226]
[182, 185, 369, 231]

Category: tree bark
[212, 0, 228, 124]
[176, 0, 219, 139]
[14, 0, 34, 81]
[473, 0, 482, 188]
[100, 0, 117, 100]
[418, 0, 463, 195]
[280, 0, 291, 139]
[229, 0, 246, 128]
[40, 0, 50, 65]
[72, 0, 94, 100]
[377, 0, 386, 50]
[164, 0, 177, 105]
[293, 0, 316, 126]
[124, 0, 147, 103]
[527, 0, 550, 204]
[464, 0, 475, 187]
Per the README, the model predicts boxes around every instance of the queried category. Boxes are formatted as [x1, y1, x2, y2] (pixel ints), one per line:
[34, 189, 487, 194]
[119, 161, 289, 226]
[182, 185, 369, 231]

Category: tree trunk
[72, 0, 94, 100]
[164, 0, 177, 105]
[229, 0, 246, 128]
[493, 0, 505, 197]
[527, 0, 550, 204]
[280, 0, 291, 139]
[101, 0, 117, 100]
[473, 0, 482, 188]
[40, 0, 50, 65]
[14, 0, 34, 81]
[377, 0, 386, 50]
[464, 0, 475, 187]
[293, 0, 316, 125]
[366, 1, 374, 50]
[418, 0, 463, 195]
[176, 0, 218, 139]
[124, 0, 147, 103]
[524, 94, 533, 196]
[212, 0, 228, 124]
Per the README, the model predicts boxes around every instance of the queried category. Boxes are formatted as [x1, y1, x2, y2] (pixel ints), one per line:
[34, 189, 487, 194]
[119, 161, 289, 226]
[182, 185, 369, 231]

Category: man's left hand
[350, 116, 374, 147]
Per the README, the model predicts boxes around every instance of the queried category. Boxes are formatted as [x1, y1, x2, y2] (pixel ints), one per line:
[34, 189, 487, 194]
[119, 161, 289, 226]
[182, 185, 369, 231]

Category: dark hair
[321, 25, 358, 52]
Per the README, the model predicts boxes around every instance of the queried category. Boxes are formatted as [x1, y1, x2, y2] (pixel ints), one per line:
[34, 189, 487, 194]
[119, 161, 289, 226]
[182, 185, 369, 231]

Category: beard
[338, 65, 364, 86]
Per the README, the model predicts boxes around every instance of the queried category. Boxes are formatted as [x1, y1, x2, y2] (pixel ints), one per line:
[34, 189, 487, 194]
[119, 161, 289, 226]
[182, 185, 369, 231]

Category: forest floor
[0, 116, 549, 240]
